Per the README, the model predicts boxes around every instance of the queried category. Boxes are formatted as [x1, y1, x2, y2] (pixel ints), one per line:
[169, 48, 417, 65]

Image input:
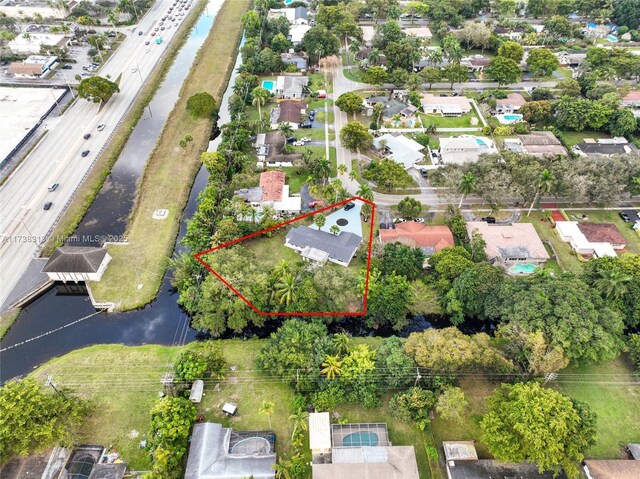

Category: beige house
[421, 94, 472, 116]
[403, 27, 433, 40]
[42, 246, 112, 283]
[466, 221, 549, 266]
[503, 131, 568, 157]
[495, 93, 526, 114]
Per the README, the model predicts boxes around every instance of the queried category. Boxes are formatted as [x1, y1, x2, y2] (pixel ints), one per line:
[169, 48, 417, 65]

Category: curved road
[0, 0, 206, 306]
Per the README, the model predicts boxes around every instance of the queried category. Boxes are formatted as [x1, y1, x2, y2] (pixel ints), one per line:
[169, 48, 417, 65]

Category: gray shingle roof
[42, 246, 108, 273]
[185, 423, 276, 479]
[448, 460, 568, 479]
[286, 226, 362, 264]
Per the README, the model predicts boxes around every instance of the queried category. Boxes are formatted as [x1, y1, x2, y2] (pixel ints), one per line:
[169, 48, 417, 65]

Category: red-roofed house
[496, 93, 526, 114]
[578, 223, 628, 250]
[234, 171, 301, 215]
[621, 91, 640, 118]
[380, 223, 454, 257]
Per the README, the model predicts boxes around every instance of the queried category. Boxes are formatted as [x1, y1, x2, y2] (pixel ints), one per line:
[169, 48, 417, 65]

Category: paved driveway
[311, 201, 363, 236]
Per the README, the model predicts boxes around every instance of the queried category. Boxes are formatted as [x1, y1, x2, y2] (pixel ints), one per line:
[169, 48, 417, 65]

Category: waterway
[0, 0, 228, 381]
[70, 0, 223, 245]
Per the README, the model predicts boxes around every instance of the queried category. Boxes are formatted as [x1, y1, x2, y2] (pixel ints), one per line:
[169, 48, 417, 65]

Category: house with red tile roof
[555, 221, 627, 258]
[234, 171, 301, 215]
[380, 223, 454, 257]
[621, 91, 640, 118]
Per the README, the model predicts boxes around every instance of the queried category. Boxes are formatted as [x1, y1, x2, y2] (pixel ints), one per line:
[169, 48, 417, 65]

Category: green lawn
[420, 112, 480, 129]
[553, 356, 640, 459]
[31, 345, 180, 470]
[299, 127, 334, 141]
[343, 68, 364, 83]
[520, 213, 585, 273]
[560, 130, 611, 148]
[285, 146, 337, 193]
[430, 377, 495, 459]
[243, 228, 303, 268]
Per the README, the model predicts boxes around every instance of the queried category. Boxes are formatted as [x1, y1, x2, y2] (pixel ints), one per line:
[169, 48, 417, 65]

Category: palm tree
[259, 400, 275, 429]
[527, 169, 556, 217]
[457, 172, 476, 208]
[332, 333, 352, 355]
[273, 458, 292, 479]
[330, 225, 341, 235]
[357, 184, 374, 221]
[251, 86, 270, 122]
[348, 39, 361, 64]
[289, 409, 309, 440]
[321, 355, 343, 379]
[337, 164, 347, 176]
[317, 158, 331, 184]
[594, 269, 633, 301]
[369, 48, 381, 66]
[313, 213, 326, 230]
[107, 8, 119, 33]
[279, 122, 293, 140]
[275, 272, 296, 306]
[428, 48, 444, 66]
[349, 170, 357, 181]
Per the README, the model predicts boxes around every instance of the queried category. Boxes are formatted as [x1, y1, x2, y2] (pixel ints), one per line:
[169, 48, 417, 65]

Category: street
[0, 0, 200, 306]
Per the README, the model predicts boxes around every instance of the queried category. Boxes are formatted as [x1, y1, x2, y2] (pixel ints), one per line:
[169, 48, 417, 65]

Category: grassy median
[90, 0, 251, 310]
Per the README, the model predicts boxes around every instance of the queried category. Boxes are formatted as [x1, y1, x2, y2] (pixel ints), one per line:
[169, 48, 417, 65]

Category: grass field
[420, 112, 480, 129]
[560, 130, 611, 148]
[553, 356, 640, 458]
[243, 228, 303, 268]
[285, 146, 337, 193]
[90, 0, 252, 310]
[0, 307, 20, 339]
[31, 344, 180, 470]
[520, 213, 585, 273]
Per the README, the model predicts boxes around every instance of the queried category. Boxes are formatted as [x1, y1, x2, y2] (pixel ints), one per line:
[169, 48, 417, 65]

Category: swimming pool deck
[310, 202, 363, 237]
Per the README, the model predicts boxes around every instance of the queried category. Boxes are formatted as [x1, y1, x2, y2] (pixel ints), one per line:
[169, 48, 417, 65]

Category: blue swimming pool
[504, 114, 523, 121]
[496, 113, 523, 124]
[262, 80, 275, 93]
[607, 34, 618, 42]
[343, 431, 379, 447]
[509, 263, 537, 275]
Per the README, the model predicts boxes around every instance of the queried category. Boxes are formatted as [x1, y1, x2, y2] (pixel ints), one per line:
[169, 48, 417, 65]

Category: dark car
[61, 64, 73, 69]
[83, 133, 91, 140]
[138, 30, 144, 35]
[43, 202, 53, 210]
[439, 93, 450, 97]
[344, 202, 356, 211]
[286, 137, 298, 144]
[299, 122, 312, 128]
[81, 150, 90, 157]
[619, 212, 631, 223]
[481, 216, 496, 224]
[420, 168, 428, 178]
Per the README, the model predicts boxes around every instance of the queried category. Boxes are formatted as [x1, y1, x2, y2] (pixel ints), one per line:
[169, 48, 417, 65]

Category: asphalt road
[0, 0, 198, 306]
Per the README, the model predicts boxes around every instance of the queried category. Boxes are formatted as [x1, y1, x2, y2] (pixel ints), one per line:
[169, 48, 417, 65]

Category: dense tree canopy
[186, 92, 217, 118]
[77, 76, 120, 104]
[340, 121, 374, 150]
[0, 378, 90, 460]
[481, 382, 597, 478]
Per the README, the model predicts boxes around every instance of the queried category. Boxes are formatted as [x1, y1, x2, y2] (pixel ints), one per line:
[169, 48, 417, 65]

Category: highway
[0, 0, 199, 306]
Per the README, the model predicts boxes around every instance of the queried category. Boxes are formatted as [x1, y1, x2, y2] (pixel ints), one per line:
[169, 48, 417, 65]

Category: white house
[374, 133, 425, 169]
[289, 24, 312, 45]
[8, 32, 70, 55]
[495, 92, 526, 114]
[234, 171, 301, 215]
[421, 93, 472, 117]
[42, 246, 112, 283]
[621, 91, 640, 118]
[438, 135, 497, 164]
[555, 221, 627, 258]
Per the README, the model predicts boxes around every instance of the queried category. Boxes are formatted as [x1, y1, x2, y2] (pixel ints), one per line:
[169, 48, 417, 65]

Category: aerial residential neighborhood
[1, 0, 640, 477]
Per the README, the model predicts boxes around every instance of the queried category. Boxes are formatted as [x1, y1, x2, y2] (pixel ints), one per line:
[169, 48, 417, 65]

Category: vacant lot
[31, 344, 180, 470]
[553, 356, 640, 459]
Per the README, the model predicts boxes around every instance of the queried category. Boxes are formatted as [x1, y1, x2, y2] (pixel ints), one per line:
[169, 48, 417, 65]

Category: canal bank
[0, 6, 248, 381]
[88, 0, 252, 310]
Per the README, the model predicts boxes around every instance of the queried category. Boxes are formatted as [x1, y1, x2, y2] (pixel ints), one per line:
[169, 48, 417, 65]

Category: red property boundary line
[194, 196, 376, 317]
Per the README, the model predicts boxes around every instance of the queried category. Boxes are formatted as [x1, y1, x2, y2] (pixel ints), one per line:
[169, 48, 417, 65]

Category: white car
[131, 67, 137, 73]
[97, 123, 106, 131]
[293, 141, 305, 146]
[413, 218, 425, 223]
[300, 137, 311, 143]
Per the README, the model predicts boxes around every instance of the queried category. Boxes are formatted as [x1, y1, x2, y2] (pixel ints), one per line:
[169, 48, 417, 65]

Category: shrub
[186, 91, 217, 119]
[493, 125, 515, 136]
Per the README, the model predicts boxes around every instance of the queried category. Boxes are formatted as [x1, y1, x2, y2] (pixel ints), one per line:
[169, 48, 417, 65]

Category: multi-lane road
[0, 0, 196, 306]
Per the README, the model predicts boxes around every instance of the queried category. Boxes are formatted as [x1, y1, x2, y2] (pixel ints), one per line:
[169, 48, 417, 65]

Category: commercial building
[8, 31, 70, 54]
[9, 55, 58, 78]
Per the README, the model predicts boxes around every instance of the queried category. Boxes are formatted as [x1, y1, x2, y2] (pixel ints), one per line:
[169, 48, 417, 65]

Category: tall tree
[457, 172, 476, 208]
[77, 76, 119, 105]
[526, 48, 560, 77]
[485, 57, 521, 86]
[340, 121, 374, 151]
[251, 86, 271, 121]
[527, 169, 556, 216]
[480, 382, 597, 479]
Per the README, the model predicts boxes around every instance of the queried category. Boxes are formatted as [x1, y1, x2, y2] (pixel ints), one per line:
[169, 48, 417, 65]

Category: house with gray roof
[285, 226, 362, 266]
[42, 246, 111, 283]
[365, 96, 417, 123]
[276, 75, 309, 99]
[184, 423, 276, 479]
[280, 53, 307, 71]
[573, 137, 639, 158]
